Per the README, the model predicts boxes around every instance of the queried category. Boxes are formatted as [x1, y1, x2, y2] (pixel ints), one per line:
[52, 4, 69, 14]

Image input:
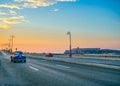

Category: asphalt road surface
[0, 51, 120, 86]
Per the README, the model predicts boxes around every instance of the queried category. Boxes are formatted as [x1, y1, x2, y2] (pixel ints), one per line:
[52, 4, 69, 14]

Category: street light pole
[67, 32, 72, 57]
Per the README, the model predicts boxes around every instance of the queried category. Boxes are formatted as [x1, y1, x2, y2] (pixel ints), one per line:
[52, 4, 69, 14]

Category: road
[0, 51, 120, 86]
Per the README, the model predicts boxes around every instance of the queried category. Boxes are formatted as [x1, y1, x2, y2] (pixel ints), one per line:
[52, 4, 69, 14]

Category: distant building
[64, 47, 120, 55]
[64, 47, 100, 54]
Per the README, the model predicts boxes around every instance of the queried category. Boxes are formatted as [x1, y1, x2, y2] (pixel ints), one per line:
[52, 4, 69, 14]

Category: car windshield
[14, 52, 23, 55]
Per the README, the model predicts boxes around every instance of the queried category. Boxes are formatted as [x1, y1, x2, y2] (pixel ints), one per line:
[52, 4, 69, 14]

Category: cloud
[0, 0, 77, 10]
[9, 10, 17, 15]
[15, 0, 77, 8]
[4, 19, 20, 24]
[0, 0, 76, 29]
[10, 16, 24, 19]
[15, 0, 56, 7]
[50, 8, 59, 12]
[0, 4, 21, 9]
[0, 10, 7, 15]
[0, 15, 25, 29]
[0, 16, 25, 24]
[6, 16, 25, 24]
[0, 10, 17, 16]
[58, 0, 76, 1]
[0, 24, 10, 29]
[0, 0, 77, 9]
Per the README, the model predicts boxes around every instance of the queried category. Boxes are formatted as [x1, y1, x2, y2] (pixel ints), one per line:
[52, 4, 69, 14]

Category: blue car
[11, 51, 26, 63]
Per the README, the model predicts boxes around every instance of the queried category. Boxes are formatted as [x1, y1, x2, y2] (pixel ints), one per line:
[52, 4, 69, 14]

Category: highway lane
[0, 52, 120, 86]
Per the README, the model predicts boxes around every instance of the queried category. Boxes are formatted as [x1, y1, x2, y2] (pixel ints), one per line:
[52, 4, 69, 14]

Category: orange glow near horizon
[1, 34, 120, 53]
[0, 22, 120, 53]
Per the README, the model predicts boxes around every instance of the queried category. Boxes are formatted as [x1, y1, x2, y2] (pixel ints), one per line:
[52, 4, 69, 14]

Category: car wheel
[11, 57, 13, 62]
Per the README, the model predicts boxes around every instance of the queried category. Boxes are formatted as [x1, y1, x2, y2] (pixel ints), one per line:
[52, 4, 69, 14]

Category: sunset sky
[0, 0, 120, 53]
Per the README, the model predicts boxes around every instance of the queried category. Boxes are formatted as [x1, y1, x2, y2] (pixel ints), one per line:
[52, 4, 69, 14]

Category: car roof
[14, 51, 23, 53]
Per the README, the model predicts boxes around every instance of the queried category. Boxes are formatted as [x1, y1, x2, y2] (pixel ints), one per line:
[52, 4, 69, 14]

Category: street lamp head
[66, 31, 72, 57]
[67, 31, 71, 35]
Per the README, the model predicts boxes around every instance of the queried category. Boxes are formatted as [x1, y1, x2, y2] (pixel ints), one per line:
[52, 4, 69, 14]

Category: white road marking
[56, 64, 70, 69]
[29, 66, 39, 71]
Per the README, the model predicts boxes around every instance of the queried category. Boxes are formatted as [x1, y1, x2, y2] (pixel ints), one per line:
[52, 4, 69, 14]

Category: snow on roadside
[26, 54, 120, 67]
[1, 51, 10, 60]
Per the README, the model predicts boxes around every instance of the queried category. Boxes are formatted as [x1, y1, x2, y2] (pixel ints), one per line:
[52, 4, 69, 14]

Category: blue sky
[0, 0, 120, 52]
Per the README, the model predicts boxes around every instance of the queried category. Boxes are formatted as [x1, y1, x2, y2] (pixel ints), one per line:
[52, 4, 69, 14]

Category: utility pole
[67, 31, 72, 57]
[10, 35, 15, 54]
[8, 39, 11, 52]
